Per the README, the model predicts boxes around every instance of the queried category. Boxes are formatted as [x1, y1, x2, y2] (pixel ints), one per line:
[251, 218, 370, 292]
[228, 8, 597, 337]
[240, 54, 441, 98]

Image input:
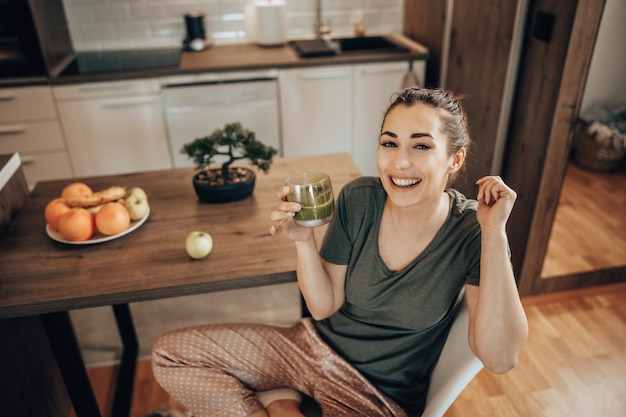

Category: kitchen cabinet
[0, 86, 73, 188]
[279, 61, 425, 176]
[353, 61, 425, 176]
[279, 65, 353, 158]
[53, 79, 172, 177]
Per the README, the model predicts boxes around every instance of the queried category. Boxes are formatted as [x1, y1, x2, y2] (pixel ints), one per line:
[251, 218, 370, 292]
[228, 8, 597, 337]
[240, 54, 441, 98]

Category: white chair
[421, 295, 483, 417]
[299, 294, 483, 417]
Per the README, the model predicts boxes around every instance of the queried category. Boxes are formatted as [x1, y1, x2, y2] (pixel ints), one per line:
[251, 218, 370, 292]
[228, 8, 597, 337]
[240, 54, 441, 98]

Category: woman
[152, 87, 528, 417]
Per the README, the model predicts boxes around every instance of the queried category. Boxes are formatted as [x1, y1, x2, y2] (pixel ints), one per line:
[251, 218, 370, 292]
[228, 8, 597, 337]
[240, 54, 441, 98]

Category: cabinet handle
[0, 125, 26, 134]
[0, 92, 17, 101]
[299, 69, 350, 80]
[360, 68, 406, 76]
[102, 99, 157, 109]
[80, 84, 134, 93]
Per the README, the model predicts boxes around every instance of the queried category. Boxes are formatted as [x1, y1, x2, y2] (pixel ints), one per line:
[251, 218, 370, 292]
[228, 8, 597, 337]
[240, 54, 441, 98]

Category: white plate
[46, 207, 150, 245]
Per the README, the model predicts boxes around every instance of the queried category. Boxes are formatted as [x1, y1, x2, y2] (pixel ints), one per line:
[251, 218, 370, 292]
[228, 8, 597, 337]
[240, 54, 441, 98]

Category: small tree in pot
[181, 122, 278, 203]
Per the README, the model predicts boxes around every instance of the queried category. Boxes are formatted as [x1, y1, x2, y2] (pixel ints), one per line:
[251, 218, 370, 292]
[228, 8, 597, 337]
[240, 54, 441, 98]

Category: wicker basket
[572, 124, 625, 171]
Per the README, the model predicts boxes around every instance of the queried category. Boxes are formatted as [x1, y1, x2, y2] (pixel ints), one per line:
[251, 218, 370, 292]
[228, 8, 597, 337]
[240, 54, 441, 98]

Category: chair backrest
[421, 295, 483, 417]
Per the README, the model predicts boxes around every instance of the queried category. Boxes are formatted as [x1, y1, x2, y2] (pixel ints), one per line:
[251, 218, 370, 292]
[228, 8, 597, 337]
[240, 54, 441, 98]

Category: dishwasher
[161, 69, 282, 168]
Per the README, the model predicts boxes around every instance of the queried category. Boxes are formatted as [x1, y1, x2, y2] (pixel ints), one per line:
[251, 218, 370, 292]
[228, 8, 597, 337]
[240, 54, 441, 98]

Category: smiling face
[377, 102, 466, 209]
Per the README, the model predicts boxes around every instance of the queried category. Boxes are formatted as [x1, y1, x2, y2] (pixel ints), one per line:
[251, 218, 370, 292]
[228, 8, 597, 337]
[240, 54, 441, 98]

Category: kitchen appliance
[183, 13, 210, 51]
[58, 48, 181, 77]
[0, 0, 47, 80]
[161, 70, 282, 168]
[249, 0, 287, 46]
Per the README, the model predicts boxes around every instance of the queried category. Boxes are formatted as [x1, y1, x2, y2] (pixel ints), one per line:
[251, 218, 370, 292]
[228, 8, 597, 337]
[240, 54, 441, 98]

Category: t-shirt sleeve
[319, 185, 353, 265]
[464, 227, 481, 286]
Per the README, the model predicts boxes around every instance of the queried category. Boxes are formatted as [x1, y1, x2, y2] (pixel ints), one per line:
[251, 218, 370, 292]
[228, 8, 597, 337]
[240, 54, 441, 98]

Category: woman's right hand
[270, 186, 314, 241]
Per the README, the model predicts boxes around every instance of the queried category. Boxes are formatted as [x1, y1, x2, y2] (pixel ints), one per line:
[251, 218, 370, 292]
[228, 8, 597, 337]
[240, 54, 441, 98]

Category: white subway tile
[62, 0, 404, 51]
[94, 4, 131, 22]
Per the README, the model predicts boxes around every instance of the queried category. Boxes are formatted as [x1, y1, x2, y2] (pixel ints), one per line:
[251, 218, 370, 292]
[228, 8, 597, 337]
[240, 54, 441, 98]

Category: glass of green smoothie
[286, 171, 335, 227]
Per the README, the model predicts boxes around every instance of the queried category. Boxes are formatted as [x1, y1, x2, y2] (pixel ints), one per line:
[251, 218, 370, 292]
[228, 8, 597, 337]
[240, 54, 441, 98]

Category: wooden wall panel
[403, 0, 447, 87]
[445, 0, 519, 194]
[404, 0, 519, 195]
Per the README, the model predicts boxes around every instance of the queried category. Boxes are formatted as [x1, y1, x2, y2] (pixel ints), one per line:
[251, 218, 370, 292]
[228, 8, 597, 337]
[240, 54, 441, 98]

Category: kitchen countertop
[49, 33, 429, 85]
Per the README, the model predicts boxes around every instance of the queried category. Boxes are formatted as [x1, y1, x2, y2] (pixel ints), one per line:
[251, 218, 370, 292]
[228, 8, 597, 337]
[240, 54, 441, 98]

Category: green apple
[126, 187, 148, 202]
[185, 231, 213, 259]
[123, 193, 150, 220]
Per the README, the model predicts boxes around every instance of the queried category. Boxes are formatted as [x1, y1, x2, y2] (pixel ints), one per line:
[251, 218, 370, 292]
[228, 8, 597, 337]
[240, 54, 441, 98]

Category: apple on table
[186, 231, 213, 259]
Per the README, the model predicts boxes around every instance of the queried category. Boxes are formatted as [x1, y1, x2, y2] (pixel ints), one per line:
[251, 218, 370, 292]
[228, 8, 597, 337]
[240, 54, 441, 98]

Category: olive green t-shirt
[315, 176, 481, 414]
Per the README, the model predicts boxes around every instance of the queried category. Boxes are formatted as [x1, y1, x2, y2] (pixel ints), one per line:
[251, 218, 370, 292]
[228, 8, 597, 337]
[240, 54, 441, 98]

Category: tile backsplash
[61, 0, 404, 51]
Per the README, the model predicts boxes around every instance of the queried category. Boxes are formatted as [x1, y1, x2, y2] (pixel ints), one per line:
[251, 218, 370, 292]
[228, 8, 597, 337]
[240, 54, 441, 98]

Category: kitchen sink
[332, 36, 409, 54]
[289, 36, 409, 58]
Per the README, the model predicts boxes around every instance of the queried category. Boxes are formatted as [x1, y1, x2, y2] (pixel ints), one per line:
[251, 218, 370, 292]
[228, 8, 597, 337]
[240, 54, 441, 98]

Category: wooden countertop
[0, 153, 361, 319]
[50, 33, 429, 85]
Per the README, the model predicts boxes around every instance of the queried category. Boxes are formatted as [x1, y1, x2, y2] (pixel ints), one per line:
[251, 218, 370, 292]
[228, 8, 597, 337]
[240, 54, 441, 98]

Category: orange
[44, 198, 71, 231]
[61, 182, 93, 199]
[58, 208, 95, 241]
[95, 202, 130, 236]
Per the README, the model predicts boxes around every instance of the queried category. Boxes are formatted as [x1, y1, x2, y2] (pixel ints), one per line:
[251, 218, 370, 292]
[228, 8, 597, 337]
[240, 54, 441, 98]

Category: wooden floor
[541, 162, 626, 278]
[445, 283, 626, 417]
[76, 282, 626, 417]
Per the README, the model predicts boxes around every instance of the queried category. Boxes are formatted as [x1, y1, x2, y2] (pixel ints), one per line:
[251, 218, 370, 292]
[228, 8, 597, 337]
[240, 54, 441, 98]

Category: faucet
[313, 0, 331, 39]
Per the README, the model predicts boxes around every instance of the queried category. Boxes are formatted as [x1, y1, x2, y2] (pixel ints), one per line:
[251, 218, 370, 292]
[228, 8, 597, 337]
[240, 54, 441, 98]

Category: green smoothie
[294, 198, 335, 225]
[286, 171, 335, 227]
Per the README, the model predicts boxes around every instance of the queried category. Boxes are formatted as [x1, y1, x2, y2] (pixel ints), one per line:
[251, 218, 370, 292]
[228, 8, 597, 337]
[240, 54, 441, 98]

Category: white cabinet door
[55, 80, 172, 177]
[0, 86, 74, 188]
[279, 66, 352, 158]
[353, 61, 424, 177]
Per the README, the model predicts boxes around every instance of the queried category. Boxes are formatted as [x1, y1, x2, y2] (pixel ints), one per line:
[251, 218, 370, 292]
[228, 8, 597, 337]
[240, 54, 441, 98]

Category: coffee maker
[183, 12, 210, 51]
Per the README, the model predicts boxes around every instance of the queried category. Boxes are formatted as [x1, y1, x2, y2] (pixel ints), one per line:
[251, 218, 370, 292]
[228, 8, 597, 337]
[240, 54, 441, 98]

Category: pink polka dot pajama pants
[151, 318, 408, 417]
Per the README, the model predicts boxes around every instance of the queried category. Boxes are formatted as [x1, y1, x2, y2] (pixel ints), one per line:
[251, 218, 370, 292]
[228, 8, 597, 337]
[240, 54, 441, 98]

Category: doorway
[540, 0, 626, 281]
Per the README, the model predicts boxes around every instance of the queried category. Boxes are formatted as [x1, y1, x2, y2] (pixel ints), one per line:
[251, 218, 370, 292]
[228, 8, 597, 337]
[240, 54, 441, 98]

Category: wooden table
[0, 153, 361, 417]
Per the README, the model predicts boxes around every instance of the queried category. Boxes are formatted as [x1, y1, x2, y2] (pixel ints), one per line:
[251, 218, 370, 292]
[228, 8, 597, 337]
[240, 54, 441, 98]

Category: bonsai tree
[181, 122, 278, 185]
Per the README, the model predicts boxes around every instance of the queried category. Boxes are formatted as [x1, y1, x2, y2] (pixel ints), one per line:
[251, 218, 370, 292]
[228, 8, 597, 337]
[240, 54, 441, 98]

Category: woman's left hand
[475, 176, 517, 229]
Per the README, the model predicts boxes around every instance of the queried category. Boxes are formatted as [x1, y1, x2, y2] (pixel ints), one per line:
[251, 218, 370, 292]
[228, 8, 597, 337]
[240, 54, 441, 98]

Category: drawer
[20, 151, 74, 188]
[0, 86, 58, 123]
[0, 121, 66, 153]
[53, 79, 161, 101]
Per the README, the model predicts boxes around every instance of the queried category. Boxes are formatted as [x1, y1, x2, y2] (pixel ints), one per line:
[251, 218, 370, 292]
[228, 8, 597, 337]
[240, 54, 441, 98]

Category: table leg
[41, 305, 139, 417]
[40, 311, 103, 417]
[111, 304, 138, 417]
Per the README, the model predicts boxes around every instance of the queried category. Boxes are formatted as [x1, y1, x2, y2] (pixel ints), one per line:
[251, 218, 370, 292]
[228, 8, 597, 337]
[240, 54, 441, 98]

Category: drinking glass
[286, 171, 335, 227]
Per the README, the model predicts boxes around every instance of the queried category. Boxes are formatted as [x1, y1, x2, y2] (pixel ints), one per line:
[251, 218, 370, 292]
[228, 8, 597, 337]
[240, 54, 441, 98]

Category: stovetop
[59, 48, 182, 77]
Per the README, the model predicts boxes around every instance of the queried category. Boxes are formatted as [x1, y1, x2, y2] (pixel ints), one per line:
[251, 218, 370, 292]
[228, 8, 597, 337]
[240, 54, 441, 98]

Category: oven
[0, 0, 47, 80]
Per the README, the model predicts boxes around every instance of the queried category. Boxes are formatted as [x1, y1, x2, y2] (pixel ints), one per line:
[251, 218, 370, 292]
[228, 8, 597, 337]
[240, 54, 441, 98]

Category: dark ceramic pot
[192, 168, 256, 203]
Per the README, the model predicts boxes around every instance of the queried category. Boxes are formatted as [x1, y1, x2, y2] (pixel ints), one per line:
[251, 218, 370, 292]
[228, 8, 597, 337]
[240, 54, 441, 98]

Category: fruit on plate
[95, 202, 131, 236]
[185, 231, 213, 259]
[123, 187, 150, 221]
[127, 186, 148, 202]
[61, 182, 93, 199]
[44, 198, 71, 231]
[65, 186, 126, 208]
[58, 207, 95, 241]
[45, 182, 148, 240]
